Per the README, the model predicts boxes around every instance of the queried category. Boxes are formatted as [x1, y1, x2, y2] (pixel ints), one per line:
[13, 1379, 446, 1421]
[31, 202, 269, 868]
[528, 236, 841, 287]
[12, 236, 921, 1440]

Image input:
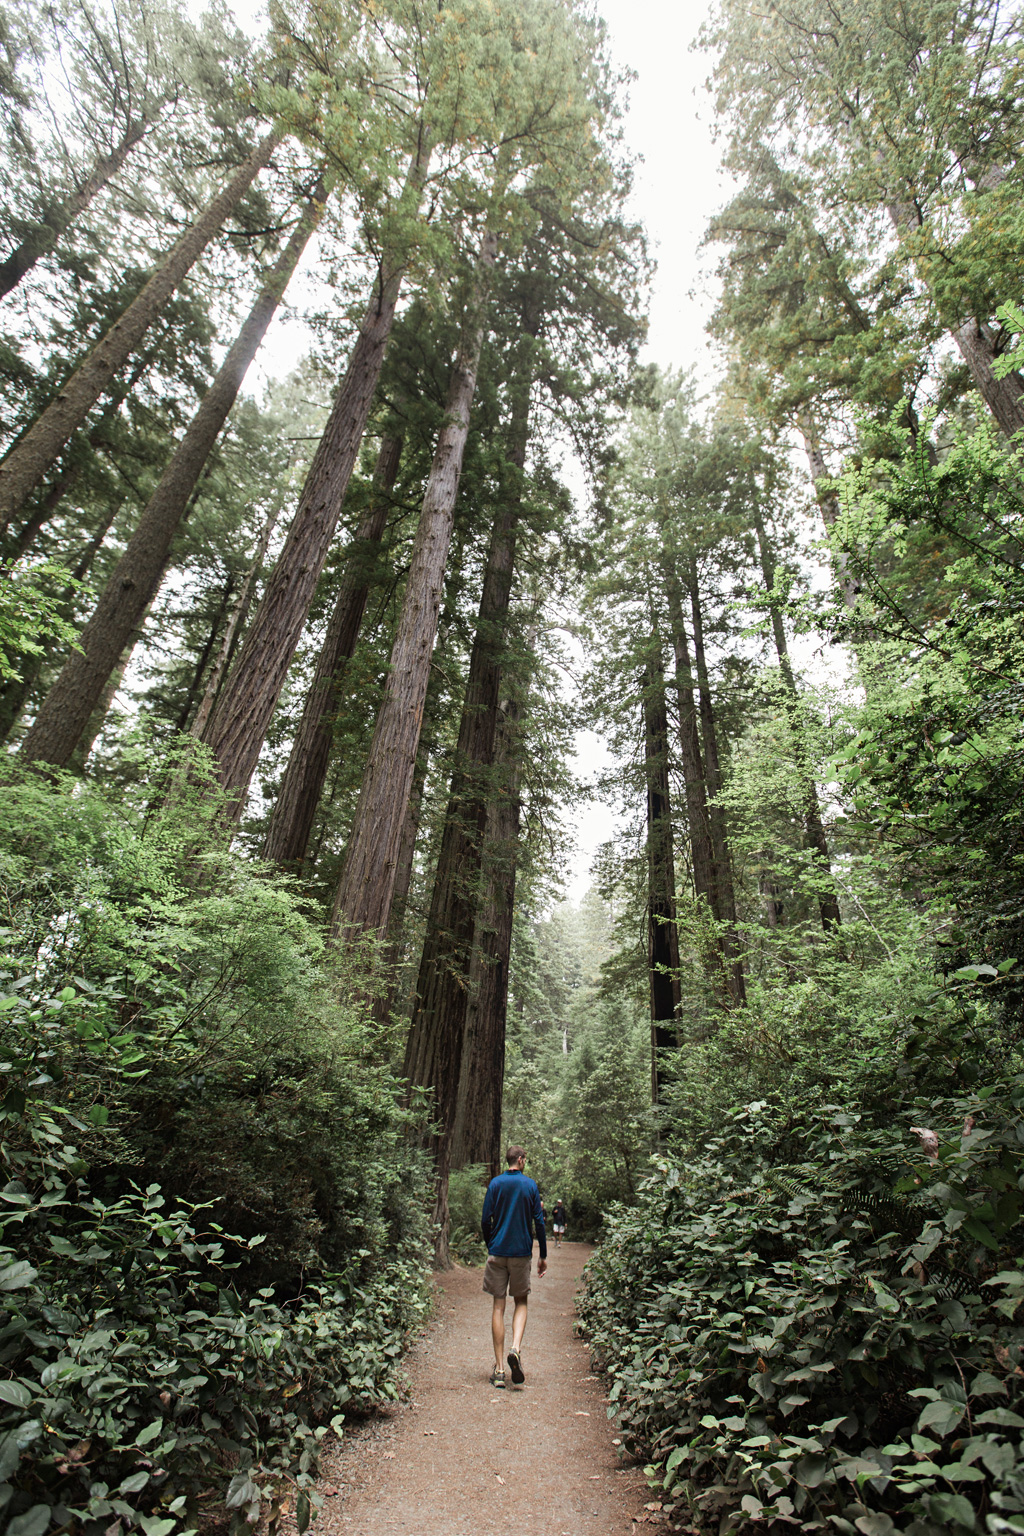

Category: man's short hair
[506, 1145, 526, 1167]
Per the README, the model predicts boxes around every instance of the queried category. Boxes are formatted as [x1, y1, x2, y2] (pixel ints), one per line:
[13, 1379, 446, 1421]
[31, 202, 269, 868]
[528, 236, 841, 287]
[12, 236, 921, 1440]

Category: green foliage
[505, 893, 654, 1233]
[580, 1088, 1024, 1535]
[993, 304, 1024, 383]
[0, 755, 432, 1535]
[0, 564, 81, 683]
[829, 418, 1024, 983]
[446, 1165, 488, 1265]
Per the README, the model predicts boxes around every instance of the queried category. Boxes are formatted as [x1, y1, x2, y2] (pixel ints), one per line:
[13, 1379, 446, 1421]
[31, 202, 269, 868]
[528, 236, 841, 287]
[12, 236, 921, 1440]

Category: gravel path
[311, 1242, 654, 1536]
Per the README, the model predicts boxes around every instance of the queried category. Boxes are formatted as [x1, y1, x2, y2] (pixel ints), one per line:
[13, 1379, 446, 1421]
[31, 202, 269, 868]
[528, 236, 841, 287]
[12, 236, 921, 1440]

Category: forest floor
[308, 1242, 659, 1536]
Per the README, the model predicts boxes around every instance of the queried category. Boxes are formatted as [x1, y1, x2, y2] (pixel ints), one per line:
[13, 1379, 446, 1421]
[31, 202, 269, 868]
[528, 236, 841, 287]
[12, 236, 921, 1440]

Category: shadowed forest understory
[2, 0, 1024, 1532]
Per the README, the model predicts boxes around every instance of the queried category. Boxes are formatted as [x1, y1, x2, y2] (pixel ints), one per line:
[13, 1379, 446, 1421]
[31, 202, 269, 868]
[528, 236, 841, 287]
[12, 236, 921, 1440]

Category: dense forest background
[1, 0, 1023, 1534]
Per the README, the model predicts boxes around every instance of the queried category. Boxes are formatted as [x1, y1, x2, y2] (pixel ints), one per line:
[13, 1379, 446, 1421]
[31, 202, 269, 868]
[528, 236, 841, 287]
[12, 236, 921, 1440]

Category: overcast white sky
[564, 0, 730, 899]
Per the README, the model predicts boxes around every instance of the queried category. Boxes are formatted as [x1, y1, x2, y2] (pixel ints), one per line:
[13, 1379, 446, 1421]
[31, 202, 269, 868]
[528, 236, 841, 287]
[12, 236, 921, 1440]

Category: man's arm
[481, 1181, 495, 1244]
[531, 1184, 547, 1267]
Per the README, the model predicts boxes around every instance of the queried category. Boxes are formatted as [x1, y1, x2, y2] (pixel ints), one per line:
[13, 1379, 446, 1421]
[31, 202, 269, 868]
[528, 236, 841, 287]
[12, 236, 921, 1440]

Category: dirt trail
[312, 1242, 652, 1536]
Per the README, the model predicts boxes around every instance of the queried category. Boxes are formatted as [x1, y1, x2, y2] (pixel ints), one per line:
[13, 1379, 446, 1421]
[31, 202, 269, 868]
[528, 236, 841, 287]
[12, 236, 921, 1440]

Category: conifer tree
[19, 176, 326, 769]
[705, 0, 1024, 436]
[331, 226, 499, 941]
[0, 128, 282, 530]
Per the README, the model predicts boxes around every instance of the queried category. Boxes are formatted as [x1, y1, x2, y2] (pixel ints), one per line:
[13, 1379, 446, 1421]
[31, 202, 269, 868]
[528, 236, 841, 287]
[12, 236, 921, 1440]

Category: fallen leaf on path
[323, 1488, 340, 1496]
[423, 1430, 437, 1436]
[495, 1475, 505, 1485]
[574, 1411, 590, 1417]
[589, 1475, 601, 1480]
[382, 1452, 395, 1460]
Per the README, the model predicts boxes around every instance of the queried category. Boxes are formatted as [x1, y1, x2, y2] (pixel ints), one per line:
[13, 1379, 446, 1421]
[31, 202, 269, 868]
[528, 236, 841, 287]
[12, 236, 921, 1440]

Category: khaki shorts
[482, 1254, 531, 1298]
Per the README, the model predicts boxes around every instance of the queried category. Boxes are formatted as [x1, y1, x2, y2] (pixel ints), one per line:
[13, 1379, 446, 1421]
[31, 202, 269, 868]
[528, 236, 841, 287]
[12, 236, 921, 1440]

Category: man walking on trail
[480, 1145, 547, 1388]
[551, 1198, 567, 1248]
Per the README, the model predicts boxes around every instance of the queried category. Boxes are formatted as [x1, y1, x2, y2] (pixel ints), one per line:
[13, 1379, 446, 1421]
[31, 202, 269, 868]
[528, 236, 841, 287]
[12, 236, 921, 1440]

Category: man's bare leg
[491, 1296, 507, 1373]
[511, 1295, 528, 1353]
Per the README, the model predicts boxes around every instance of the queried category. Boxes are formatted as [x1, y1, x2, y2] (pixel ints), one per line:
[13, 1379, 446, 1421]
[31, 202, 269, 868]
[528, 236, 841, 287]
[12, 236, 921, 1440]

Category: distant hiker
[551, 1199, 567, 1248]
[480, 1145, 547, 1388]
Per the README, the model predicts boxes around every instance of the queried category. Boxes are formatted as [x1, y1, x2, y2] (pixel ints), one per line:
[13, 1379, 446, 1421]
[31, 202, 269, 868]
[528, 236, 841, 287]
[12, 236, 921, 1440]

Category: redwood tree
[19, 177, 326, 770]
[330, 228, 498, 942]
[0, 129, 282, 531]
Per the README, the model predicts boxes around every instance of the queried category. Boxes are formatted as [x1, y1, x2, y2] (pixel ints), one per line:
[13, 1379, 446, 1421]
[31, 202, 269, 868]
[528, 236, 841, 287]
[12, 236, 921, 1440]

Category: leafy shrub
[579, 1089, 1024, 1536]
[0, 1186, 428, 1536]
[447, 1165, 487, 1265]
[0, 761, 432, 1536]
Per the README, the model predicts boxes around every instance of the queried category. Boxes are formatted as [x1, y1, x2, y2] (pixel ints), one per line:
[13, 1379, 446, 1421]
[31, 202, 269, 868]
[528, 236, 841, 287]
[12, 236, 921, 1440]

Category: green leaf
[138, 1518, 176, 1536]
[962, 1217, 998, 1249]
[0, 1261, 37, 1291]
[6, 1505, 51, 1536]
[917, 1399, 965, 1436]
[88, 1104, 109, 1126]
[974, 1407, 1024, 1428]
[0, 1382, 32, 1408]
[135, 1420, 165, 1446]
[927, 1491, 977, 1528]
[968, 1371, 1006, 1397]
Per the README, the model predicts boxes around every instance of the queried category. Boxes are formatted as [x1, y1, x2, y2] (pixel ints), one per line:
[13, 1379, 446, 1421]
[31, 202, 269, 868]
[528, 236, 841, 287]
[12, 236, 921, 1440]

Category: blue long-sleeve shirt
[481, 1170, 547, 1259]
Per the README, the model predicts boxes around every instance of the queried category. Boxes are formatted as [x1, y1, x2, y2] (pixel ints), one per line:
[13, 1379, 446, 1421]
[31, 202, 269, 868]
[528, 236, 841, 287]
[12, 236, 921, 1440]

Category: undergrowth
[579, 1090, 1024, 1536]
[0, 762, 432, 1536]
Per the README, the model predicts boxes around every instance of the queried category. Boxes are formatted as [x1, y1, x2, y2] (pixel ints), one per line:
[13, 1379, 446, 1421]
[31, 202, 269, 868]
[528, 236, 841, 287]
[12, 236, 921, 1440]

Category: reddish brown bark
[661, 559, 716, 912]
[189, 496, 285, 742]
[689, 569, 746, 1006]
[402, 375, 529, 1135]
[200, 142, 432, 813]
[19, 180, 321, 770]
[0, 130, 282, 531]
[331, 229, 498, 942]
[643, 647, 682, 1103]
[449, 691, 522, 1180]
[263, 432, 403, 866]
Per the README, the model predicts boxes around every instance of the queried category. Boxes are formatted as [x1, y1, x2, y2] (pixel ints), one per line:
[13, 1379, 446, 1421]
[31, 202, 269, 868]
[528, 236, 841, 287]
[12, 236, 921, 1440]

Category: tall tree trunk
[70, 635, 136, 769]
[402, 365, 530, 1174]
[661, 557, 716, 911]
[952, 319, 1024, 439]
[189, 495, 285, 741]
[9, 350, 154, 559]
[880, 193, 1024, 439]
[174, 578, 237, 733]
[449, 696, 522, 1180]
[263, 432, 403, 866]
[643, 646, 682, 1104]
[0, 129, 282, 531]
[752, 511, 842, 933]
[371, 752, 427, 1027]
[0, 499, 122, 742]
[0, 106, 164, 300]
[331, 229, 499, 942]
[200, 140, 433, 814]
[688, 567, 746, 1006]
[18, 178, 320, 770]
[370, 589, 465, 1027]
